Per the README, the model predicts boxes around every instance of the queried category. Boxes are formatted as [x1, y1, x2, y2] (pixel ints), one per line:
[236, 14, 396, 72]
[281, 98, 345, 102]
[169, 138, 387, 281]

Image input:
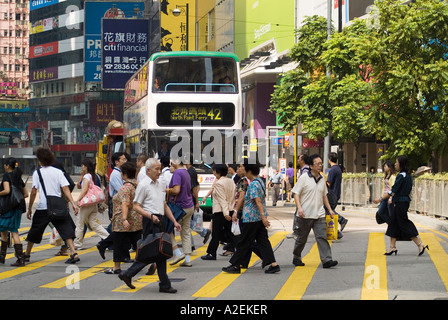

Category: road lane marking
[4, 231, 96, 261]
[112, 239, 208, 292]
[193, 231, 288, 298]
[41, 252, 135, 289]
[361, 232, 388, 300]
[420, 233, 448, 294]
[274, 242, 322, 300]
[0, 247, 96, 281]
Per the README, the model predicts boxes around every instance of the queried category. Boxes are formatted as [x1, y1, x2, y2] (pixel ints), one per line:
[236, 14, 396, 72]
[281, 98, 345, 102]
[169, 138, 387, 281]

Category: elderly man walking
[291, 154, 338, 269]
[118, 158, 181, 293]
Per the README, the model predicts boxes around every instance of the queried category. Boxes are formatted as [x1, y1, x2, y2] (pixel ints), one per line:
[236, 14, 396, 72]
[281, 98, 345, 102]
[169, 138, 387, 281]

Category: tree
[354, 0, 448, 171]
[270, 0, 448, 171]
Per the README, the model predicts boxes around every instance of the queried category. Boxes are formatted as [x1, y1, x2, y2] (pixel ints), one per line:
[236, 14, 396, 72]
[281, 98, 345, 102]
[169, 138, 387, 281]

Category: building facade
[0, 0, 30, 148]
[28, 0, 146, 173]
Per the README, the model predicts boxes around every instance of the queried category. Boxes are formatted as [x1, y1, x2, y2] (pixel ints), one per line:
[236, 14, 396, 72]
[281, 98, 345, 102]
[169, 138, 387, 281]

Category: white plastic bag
[190, 208, 204, 232]
[231, 220, 241, 236]
[50, 227, 63, 246]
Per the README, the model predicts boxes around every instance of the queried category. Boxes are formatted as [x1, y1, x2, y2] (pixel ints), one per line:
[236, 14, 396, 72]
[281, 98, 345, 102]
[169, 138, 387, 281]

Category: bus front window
[153, 57, 237, 93]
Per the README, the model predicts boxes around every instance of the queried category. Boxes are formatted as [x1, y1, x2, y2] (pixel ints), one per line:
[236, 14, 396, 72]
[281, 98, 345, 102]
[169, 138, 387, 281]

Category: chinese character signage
[29, 66, 58, 83]
[30, 41, 59, 59]
[161, 0, 195, 52]
[156, 102, 235, 127]
[84, 1, 145, 83]
[89, 100, 122, 125]
[0, 82, 18, 97]
[101, 18, 149, 90]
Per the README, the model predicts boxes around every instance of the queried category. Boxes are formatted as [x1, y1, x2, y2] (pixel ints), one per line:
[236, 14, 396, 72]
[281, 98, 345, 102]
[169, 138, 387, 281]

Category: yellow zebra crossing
[1, 229, 447, 299]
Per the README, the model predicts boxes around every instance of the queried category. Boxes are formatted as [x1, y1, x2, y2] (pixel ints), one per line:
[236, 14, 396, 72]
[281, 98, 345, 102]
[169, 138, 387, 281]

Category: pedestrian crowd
[0, 147, 429, 293]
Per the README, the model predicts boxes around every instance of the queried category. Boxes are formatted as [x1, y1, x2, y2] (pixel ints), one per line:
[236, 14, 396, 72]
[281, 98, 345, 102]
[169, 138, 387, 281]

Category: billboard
[84, 1, 145, 82]
[30, 66, 58, 83]
[297, 0, 349, 29]
[101, 19, 149, 90]
[30, 41, 59, 59]
[89, 100, 122, 125]
[234, 0, 295, 59]
[160, 0, 195, 52]
[30, 0, 61, 11]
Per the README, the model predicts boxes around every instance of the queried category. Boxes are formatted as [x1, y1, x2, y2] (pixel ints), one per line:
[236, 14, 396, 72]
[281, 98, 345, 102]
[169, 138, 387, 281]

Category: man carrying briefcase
[119, 158, 181, 293]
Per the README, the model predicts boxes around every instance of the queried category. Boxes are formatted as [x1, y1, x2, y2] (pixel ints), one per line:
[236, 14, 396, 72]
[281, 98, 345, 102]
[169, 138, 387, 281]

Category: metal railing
[340, 176, 448, 218]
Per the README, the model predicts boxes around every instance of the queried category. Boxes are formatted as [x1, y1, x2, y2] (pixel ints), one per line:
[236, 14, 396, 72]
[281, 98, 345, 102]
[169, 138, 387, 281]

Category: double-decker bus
[123, 51, 243, 214]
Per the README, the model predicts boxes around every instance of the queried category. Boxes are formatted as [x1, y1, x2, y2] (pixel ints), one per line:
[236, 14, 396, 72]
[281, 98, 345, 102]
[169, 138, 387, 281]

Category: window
[153, 56, 238, 93]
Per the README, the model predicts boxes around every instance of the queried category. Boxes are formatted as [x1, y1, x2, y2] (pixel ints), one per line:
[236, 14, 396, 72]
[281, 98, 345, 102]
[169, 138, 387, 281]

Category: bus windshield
[153, 56, 238, 93]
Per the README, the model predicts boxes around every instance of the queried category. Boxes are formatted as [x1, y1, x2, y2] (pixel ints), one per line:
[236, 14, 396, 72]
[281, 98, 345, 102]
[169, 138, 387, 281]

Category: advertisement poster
[84, 1, 145, 82]
[101, 18, 149, 90]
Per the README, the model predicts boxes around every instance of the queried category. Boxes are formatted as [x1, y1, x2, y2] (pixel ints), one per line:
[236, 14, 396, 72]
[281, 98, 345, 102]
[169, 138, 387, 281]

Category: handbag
[0, 184, 25, 215]
[326, 214, 339, 241]
[78, 175, 106, 207]
[166, 202, 186, 233]
[231, 220, 241, 236]
[37, 169, 69, 221]
[49, 227, 63, 246]
[190, 208, 203, 232]
[165, 190, 186, 234]
[135, 220, 173, 263]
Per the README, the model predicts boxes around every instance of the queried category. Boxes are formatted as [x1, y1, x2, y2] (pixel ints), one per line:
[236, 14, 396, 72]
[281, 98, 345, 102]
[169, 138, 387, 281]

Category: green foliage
[270, 0, 448, 170]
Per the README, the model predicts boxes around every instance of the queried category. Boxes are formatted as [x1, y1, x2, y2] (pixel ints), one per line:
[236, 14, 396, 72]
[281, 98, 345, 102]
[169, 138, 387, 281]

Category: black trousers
[386, 201, 418, 240]
[229, 220, 275, 267]
[123, 215, 171, 289]
[207, 212, 237, 257]
[26, 209, 76, 243]
[113, 230, 142, 262]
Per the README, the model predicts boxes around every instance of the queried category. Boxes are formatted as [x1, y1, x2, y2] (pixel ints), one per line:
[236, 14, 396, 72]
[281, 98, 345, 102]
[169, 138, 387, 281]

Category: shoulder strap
[123, 181, 136, 188]
[36, 169, 48, 198]
[252, 178, 266, 196]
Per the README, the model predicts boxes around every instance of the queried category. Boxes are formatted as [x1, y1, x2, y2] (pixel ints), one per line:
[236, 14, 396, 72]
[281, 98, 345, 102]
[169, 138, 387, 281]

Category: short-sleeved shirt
[327, 164, 342, 200]
[1, 172, 25, 192]
[169, 168, 194, 209]
[134, 177, 165, 216]
[235, 176, 249, 213]
[242, 177, 267, 223]
[112, 180, 142, 232]
[32, 166, 70, 210]
[292, 172, 328, 219]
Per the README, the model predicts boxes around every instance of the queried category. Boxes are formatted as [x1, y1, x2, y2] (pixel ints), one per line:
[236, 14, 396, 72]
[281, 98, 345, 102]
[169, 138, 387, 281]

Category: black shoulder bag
[0, 175, 25, 215]
[37, 169, 69, 220]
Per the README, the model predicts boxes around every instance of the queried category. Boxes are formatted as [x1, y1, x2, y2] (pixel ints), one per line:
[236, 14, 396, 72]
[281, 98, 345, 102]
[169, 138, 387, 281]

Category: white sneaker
[169, 253, 185, 265]
[180, 261, 192, 267]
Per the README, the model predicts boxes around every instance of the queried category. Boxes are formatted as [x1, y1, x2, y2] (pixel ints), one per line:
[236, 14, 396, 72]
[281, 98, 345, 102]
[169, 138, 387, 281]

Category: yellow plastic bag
[326, 214, 339, 241]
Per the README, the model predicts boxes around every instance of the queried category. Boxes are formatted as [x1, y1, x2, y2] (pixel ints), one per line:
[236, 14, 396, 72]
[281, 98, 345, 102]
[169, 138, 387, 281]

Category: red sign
[30, 41, 59, 58]
[303, 138, 324, 148]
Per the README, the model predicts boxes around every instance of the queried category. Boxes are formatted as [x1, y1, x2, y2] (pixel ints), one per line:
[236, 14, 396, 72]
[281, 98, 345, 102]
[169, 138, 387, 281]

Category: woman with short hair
[25, 148, 80, 264]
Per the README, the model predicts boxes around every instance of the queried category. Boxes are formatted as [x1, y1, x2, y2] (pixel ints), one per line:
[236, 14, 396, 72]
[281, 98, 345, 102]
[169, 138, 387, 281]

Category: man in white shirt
[291, 154, 338, 269]
[136, 153, 149, 183]
[119, 158, 181, 293]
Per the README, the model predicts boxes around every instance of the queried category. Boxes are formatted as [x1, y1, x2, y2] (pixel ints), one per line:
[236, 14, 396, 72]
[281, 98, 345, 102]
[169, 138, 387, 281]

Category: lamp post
[172, 4, 189, 51]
